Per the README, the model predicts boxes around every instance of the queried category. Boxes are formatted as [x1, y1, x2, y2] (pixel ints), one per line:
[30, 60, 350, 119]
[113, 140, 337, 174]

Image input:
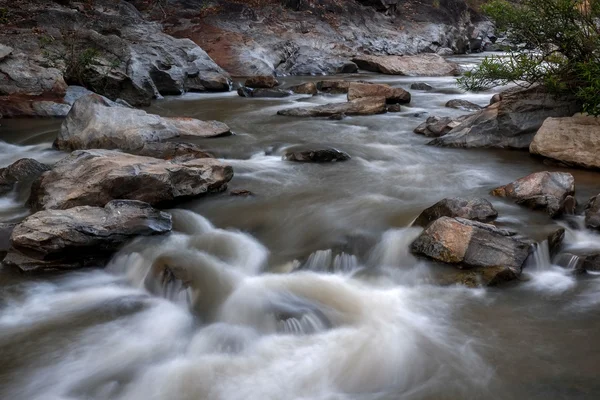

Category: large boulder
[414, 115, 469, 137]
[0, 158, 50, 196]
[277, 97, 387, 117]
[413, 198, 498, 228]
[244, 76, 280, 88]
[282, 147, 351, 162]
[530, 115, 600, 169]
[28, 149, 233, 211]
[3, 200, 171, 271]
[410, 217, 532, 286]
[491, 172, 575, 217]
[351, 54, 461, 76]
[429, 86, 581, 149]
[347, 82, 411, 104]
[55, 94, 230, 157]
[584, 194, 600, 231]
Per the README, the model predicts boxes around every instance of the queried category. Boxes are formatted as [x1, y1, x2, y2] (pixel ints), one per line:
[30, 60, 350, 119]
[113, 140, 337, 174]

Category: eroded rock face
[445, 99, 482, 111]
[530, 115, 600, 169]
[28, 149, 233, 211]
[283, 147, 351, 162]
[429, 86, 581, 149]
[55, 94, 230, 157]
[410, 217, 531, 285]
[244, 76, 280, 88]
[347, 82, 411, 104]
[0, 159, 50, 196]
[3, 200, 171, 271]
[277, 97, 387, 117]
[276, 48, 358, 75]
[413, 198, 498, 228]
[584, 194, 600, 231]
[491, 172, 575, 217]
[414, 115, 468, 137]
[352, 54, 461, 76]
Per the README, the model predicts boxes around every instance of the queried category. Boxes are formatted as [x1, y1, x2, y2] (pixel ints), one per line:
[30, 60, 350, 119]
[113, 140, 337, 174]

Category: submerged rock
[413, 198, 498, 228]
[410, 82, 434, 91]
[445, 99, 483, 111]
[414, 115, 468, 137]
[0, 159, 50, 196]
[28, 149, 233, 211]
[410, 217, 531, 286]
[347, 82, 411, 104]
[352, 54, 461, 76]
[530, 115, 600, 169]
[429, 86, 581, 149]
[237, 87, 293, 98]
[289, 82, 318, 95]
[244, 76, 279, 88]
[55, 94, 230, 157]
[491, 172, 575, 217]
[283, 147, 351, 162]
[3, 200, 171, 271]
[277, 97, 387, 117]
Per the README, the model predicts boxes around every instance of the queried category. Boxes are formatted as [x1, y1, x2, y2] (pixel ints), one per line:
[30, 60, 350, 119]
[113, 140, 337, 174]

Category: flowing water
[2, 56, 600, 399]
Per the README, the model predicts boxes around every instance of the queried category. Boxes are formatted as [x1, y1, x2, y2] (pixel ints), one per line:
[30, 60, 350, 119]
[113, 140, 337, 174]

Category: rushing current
[2, 56, 600, 400]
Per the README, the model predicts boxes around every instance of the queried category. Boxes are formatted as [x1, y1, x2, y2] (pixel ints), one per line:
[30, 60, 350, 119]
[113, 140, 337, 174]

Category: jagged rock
[530, 115, 600, 169]
[410, 82, 433, 91]
[278, 97, 387, 117]
[237, 87, 293, 98]
[55, 94, 229, 157]
[445, 99, 483, 111]
[584, 194, 600, 231]
[414, 115, 468, 137]
[28, 149, 233, 211]
[283, 147, 351, 162]
[347, 82, 411, 104]
[429, 86, 581, 149]
[352, 54, 461, 76]
[410, 217, 531, 286]
[245, 76, 280, 88]
[491, 172, 575, 217]
[289, 82, 318, 95]
[0, 159, 50, 196]
[3, 200, 171, 271]
[413, 198, 498, 228]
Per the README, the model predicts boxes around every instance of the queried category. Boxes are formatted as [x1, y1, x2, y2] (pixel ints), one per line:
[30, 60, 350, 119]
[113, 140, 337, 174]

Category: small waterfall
[300, 249, 360, 274]
[530, 240, 552, 271]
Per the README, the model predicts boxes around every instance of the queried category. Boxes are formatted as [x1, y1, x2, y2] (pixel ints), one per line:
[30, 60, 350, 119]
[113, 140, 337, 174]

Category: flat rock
[3, 200, 171, 271]
[55, 94, 230, 157]
[413, 197, 498, 228]
[283, 147, 351, 162]
[429, 86, 581, 149]
[352, 54, 461, 76]
[289, 82, 318, 95]
[244, 76, 279, 88]
[491, 172, 575, 217]
[237, 87, 293, 98]
[347, 82, 411, 104]
[277, 97, 387, 117]
[0, 158, 50, 196]
[530, 115, 600, 169]
[28, 149, 233, 211]
[445, 99, 483, 111]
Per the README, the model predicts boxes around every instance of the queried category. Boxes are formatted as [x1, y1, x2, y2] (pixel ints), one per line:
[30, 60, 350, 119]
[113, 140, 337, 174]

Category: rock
[491, 172, 575, 217]
[316, 80, 371, 94]
[445, 99, 483, 111]
[410, 82, 433, 91]
[352, 54, 461, 76]
[547, 228, 565, 258]
[28, 149, 233, 211]
[0, 222, 16, 260]
[237, 87, 292, 98]
[0, 44, 12, 61]
[413, 197, 498, 228]
[289, 82, 318, 95]
[328, 113, 346, 120]
[0, 158, 50, 196]
[387, 104, 402, 112]
[275, 46, 358, 75]
[414, 115, 469, 137]
[55, 94, 230, 156]
[3, 200, 171, 271]
[530, 115, 600, 169]
[245, 76, 280, 88]
[0, 85, 93, 118]
[584, 194, 600, 231]
[278, 97, 387, 117]
[410, 217, 531, 284]
[230, 189, 253, 197]
[282, 147, 351, 162]
[489, 93, 502, 104]
[347, 82, 411, 104]
[429, 86, 581, 149]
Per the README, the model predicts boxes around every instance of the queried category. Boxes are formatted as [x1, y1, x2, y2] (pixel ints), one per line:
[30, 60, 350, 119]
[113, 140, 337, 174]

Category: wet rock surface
[414, 115, 469, 137]
[237, 87, 293, 98]
[244, 76, 280, 88]
[277, 97, 387, 117]
[28, 149, 233, 211]
[347, 83, 411, 104]
[0, 159, 50, 196]
[283, 147, 351, 162]
[491, 172, 575, 217]
[413, 198, 498, 228]
[3, 200, 171, 271]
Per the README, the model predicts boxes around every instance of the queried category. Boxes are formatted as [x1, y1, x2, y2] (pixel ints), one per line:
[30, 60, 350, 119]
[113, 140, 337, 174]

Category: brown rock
[413, 198, 498, 228]
[347, 82, 411, 104]
[289, 82, 318, 95]
[277, 97, 387, 117]
[0, 158, 50, 196]
[245, 76, 279, 88]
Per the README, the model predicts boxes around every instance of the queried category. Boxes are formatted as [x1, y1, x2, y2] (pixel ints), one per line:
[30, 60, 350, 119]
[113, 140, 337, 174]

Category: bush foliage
[458, 0, 600, 115]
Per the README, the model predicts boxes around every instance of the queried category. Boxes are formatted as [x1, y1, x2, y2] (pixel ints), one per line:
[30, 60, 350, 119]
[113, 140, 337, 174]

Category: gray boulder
[0, 158, 50, 196]
[491, 172, 575, 217]
[28, 149, 233, 211]
[3, 200, 171, 271]
[277, 97, 387, 117]
[413, 197, 498, 228]
[283, 147, 351, 162]
[410, 82, 434, 91]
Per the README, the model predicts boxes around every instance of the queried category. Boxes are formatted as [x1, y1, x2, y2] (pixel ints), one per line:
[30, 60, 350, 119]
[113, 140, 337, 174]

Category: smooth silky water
[1, 56, 600, 400]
